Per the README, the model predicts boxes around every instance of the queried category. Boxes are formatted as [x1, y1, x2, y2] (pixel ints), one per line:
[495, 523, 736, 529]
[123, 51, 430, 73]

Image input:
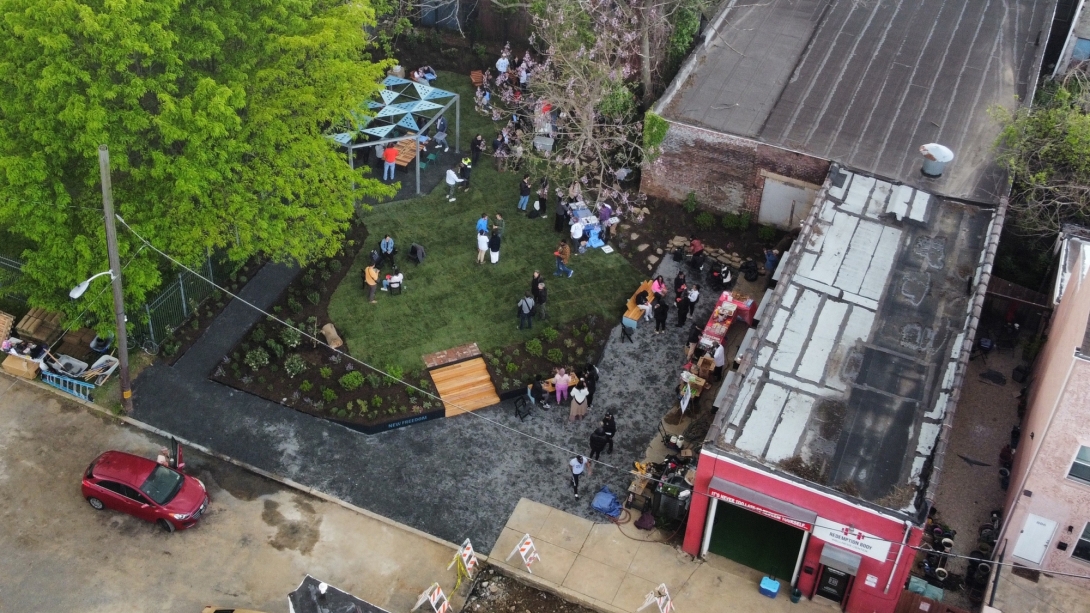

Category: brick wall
[642, 120, 830, 213]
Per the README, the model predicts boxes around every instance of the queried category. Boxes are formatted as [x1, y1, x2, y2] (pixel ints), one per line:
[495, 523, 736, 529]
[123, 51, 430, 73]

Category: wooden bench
[470, 71, 485, 88]
[624, 280, 654, 323]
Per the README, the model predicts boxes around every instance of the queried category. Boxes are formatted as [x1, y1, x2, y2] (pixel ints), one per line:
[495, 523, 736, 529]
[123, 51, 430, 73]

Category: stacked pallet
[15, 308, 63, 345]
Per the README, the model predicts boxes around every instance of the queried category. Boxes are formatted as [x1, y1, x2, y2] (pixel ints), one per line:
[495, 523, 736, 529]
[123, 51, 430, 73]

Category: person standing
[675, 289, 689, 327]
[530, 270, 543, 294]
[583, 362, 599, 407]
[533, 281, 548, 321]
[674, 271, 687, 300]
[553, 367, 570, 404]
[686, 284, 702, 320]
[364, 263, 380, 304]
[459, 156, 473, 189]
[488, 229, 502, 264]
[496, 54, 510, 74]
[470, 134, 485, 166]
[373, 141, 385, 173]
[713, 342, 726, 381]
[589, 427, 609, 461]
[476, 230, 489, 265]
[554, 240, 573, 277]
[602, 413, 617, 454]
[569, 455, 587, 498]
[476, 213, 490, 235]
[554, 199, 569, 233]
[380, 234, 395, 267]
[764, 248, 780, 277]
[569, 381, 588, 422]
[493, 213, 506, 239]
[445, 165, 464, 201]
[517, 291, 535, 330]
[517, 175, 531, 211]
[653, 297, 670, 333]
[383, 145, 398, 181]
[436, 116, 449, 152]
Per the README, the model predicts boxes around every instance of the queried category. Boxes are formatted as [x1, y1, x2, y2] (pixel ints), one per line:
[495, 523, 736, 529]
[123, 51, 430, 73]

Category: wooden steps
[429, 357, 500, 417]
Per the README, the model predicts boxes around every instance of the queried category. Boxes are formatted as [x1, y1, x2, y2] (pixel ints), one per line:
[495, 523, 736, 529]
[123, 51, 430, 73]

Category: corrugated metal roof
[716, 169, 994, 507]
[658, 0, 1054, 204]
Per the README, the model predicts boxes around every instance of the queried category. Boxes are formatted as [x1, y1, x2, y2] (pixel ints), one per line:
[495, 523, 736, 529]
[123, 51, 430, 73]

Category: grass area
[329, 79, 645, 371]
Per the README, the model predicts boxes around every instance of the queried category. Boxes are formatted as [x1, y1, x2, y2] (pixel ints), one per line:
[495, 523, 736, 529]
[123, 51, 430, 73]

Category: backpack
[370, 249, 381, 265]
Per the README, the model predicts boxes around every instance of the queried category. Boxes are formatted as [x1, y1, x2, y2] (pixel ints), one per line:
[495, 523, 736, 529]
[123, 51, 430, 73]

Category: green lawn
[329, 125, 644, 372]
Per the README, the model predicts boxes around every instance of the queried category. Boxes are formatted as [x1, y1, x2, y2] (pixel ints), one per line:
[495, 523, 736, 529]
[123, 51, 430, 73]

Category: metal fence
[0, 254, 26, 303]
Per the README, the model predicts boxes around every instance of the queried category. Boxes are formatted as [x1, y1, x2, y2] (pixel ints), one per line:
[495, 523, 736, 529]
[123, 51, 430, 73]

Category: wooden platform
[423, 343, 482, 369]
[429, 357, 500, 417]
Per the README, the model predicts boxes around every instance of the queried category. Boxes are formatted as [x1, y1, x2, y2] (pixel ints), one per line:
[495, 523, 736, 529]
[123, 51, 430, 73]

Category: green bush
[526, 338, 543, 356]
[300, 379, 313, 392]
[563, 338, 575, 348]
[384, 364, 404, 386]
[541, 327, 559, 342]
[357, 398, 369, 410]
[695, 211, 716, 231]
[328, 259, 342, 273]
[547, 348, 564, 364]
[757, 224, 777, 242]
[266, 339, 284, 359]
[722, 212, 751, 231]
[319, 366, 332, 379]
[584, 332, 595, 345]
[683, 191, 699, 213]
[284, 354, 307, 378]
[288, 297, 303, 314]
[251, 327, 266, 343]
[321, 387, 337, 402]
[505, 361, 519, 373]
[372, 395, 383, 408]
[306, 290, 321, 305]
[643, 111, 669, 158]
[244, 348, 270, 371]
[367, 373, 383, 388]
[280, 326, 302, 348]
[339, 371, 365, 391]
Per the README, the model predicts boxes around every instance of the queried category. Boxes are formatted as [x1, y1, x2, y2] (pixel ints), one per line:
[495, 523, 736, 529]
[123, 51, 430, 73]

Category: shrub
[541, 327, 559, 342]
[584, 332, 595, 345]
[284, 354, 307, 378]
[190, 318, 200, 330]
[357, 398, 369, 410]
[339, 371, 365, 391]
[244, 348, 270, 371]
[384, 364, 404, 386]
[335, 408, 347, 417]
[511, 348, 520, 357]
[328, 259, 342, 272]
[366, 373, 383, 388]
[266, 339, 284, 359]
[525, 339, 543, 356]
[306, 291, 321, 305]
[546, 348, 564, 364]
[321, 387, 337, 402]
[506, 361, 519, 373]
[371, 395, 383, 408]
[320, 270, 332, 282]
[695, 211, 715, 231]
[722, 212, 751, 231]
[288, 297, 304, 314]
[239, 275, 248, 284]
[581, 323, 589, 333]
[302, 270, 316, 286]
[563, 338, 575, 348]
[683, 191, 699, 213]
[420, 378, 431, 389]
[319, 366, 332, 379]
[489, 357, 501, 368]
[272, 305, 282, 313]
[280, 326, 302, 348]
[258, 376, 266, 384]
[757, 224, 777, 242]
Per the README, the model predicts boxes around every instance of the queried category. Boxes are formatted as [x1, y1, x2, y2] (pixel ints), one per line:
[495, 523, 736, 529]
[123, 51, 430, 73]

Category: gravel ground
[464, 567, 597, 613]
[927, 348, 1024, 608]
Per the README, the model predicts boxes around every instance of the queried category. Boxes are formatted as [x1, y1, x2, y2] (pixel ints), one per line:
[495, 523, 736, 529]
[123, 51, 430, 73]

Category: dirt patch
[465, 568, 596, 613]
[262, 498, 322, 555]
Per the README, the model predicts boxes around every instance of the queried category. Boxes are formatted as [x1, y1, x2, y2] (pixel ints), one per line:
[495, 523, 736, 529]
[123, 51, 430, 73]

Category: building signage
[709, 489, 814, 531]
[813, 517, 892, 562]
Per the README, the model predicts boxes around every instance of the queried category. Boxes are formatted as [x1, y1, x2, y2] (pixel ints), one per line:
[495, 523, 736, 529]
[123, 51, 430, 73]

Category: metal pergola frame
[333, 76, 461, 195]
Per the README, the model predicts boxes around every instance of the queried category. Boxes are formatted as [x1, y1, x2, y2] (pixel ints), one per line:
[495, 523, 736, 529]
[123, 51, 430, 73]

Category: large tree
[993, 73, 1090, 236]
[0, 0, 393, 328]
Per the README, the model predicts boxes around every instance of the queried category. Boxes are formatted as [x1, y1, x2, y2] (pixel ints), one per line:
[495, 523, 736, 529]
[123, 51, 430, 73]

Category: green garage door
[708, 501, 804, 581]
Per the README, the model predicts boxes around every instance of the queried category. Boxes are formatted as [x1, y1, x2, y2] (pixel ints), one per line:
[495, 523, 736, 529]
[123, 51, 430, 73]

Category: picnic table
[698, 291, 752, 348]
[394, 133, 425, 167]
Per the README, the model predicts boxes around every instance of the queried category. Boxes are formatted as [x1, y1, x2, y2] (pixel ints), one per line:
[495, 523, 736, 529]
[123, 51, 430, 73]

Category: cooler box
[759, 577, 780, 599]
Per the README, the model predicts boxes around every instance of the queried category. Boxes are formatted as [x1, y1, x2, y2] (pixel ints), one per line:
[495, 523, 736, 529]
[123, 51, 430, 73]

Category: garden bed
[481, 314, 611, 397]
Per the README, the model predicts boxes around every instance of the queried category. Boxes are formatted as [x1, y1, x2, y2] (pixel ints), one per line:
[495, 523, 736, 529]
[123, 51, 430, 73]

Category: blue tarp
[592, 486, 622, 518]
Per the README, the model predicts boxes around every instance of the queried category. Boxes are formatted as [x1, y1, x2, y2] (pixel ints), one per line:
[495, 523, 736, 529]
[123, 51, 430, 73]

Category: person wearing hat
[601, 413, 617, 454]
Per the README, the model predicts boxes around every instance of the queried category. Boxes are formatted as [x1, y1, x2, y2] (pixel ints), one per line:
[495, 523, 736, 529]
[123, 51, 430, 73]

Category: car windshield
[139, 465, 184, 505]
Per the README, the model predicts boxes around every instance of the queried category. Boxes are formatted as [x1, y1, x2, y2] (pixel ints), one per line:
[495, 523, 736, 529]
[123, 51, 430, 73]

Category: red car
[81, 450, 208, 532]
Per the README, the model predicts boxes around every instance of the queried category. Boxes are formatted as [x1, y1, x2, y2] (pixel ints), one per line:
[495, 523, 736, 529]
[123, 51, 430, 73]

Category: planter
[498, 387, 526, 401]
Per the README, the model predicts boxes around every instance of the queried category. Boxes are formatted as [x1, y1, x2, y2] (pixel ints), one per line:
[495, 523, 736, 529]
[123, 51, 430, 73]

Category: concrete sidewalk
[489, 499, 840, 613]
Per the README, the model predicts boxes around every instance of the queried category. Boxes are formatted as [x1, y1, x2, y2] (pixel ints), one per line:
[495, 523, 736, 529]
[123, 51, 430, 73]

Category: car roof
[91, 450, 157, 485]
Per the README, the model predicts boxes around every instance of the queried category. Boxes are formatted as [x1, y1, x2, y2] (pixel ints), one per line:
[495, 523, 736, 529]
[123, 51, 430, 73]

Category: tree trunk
[640, 3, 654, 105]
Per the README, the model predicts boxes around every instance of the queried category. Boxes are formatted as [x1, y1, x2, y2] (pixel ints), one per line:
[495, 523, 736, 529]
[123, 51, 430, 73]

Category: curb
[5, 372, 472, 557]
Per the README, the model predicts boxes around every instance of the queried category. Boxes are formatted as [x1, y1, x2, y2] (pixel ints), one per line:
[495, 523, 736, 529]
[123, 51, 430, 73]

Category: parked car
[81, 450, 208, 532]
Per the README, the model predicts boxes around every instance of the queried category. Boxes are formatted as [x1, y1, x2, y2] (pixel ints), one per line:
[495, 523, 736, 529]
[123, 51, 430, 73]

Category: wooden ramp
[429, 358, 500, 417]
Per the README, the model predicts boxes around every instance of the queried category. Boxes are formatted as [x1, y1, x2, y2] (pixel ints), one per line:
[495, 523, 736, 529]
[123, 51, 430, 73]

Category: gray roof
[1053, 226, 1090, 356]
[711, 168, 994, 510]
[658, 0, 1054, 204]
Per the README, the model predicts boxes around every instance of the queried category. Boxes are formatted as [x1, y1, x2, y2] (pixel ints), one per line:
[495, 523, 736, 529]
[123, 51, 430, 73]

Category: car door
[119, 485, 159, 522]
[91, 480, 131, 512]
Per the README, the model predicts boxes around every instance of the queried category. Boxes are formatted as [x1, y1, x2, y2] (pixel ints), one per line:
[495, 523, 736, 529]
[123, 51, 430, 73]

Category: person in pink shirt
[651, 275, 667, 298]
[553, 367, 570, 403]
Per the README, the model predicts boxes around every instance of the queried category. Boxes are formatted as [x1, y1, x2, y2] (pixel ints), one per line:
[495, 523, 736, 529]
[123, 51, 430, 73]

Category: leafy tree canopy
[0, 0, 394, 328]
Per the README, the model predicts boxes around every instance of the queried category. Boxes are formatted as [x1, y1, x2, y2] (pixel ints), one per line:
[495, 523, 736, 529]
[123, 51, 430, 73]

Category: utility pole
[99, 145, 133, 413]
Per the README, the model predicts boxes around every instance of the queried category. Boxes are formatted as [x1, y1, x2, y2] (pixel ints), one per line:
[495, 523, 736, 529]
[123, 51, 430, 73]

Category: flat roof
[1053, 226, 1090, 355]
[710, 168, 996, 510]
[658, 0, 1054, 204]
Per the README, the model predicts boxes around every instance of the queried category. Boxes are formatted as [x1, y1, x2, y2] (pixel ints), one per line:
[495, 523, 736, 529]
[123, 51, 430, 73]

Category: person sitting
[689, 235, 705, 257]
[529, 375, 550, 408]
[379, 234, 396, 266]
[651, 275, 667, 297]
[411, 68, 427, 84]
[635, 291, 653, 321]
[421, 65, 437, 82]
[416, 133, 431, 152]
[381, 267, 404, 291]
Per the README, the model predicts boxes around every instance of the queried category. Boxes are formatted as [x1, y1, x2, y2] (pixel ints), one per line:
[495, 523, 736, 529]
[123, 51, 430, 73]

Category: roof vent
[920, 144, 954, 178]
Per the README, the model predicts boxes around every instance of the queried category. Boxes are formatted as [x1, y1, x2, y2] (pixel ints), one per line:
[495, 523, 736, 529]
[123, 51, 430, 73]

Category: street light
[69, 270, 116, 299]
[68, 145, 133, 412]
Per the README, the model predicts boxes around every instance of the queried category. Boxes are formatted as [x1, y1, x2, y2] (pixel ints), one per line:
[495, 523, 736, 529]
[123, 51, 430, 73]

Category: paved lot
[0, 375, 463, 613]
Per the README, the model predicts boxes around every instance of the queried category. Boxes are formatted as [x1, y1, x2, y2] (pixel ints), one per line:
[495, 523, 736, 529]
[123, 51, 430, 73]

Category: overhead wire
[111, 215, 1090, 579]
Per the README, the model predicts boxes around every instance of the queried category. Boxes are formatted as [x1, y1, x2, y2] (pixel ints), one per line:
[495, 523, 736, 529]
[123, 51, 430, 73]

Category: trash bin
[789, 588, 802, 603]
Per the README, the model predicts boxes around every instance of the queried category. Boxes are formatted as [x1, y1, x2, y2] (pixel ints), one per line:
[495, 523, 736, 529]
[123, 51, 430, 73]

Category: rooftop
[288, 575, 391, 613]
[657, 0, 1053, 204]
[1053, 225, 1090, 355]
[710, 168, 995, 511]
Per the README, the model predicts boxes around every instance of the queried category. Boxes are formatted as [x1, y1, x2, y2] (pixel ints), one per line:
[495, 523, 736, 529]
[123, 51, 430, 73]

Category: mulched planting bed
[482, 314, 611, 397]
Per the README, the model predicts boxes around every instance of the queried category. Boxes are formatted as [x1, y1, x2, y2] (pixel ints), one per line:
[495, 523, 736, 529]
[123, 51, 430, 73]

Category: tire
[87, 497, 105, 511]
[157, 518, 176, 533]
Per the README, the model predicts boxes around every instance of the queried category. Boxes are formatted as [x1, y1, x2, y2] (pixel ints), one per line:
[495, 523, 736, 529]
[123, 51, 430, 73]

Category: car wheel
[157, 519, 176, 533]
[87, 497, 105, 511]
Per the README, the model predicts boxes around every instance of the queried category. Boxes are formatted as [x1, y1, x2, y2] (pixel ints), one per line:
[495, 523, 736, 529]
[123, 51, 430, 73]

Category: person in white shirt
[570, 219, 585, 242]
[569, 455, 588, 498]
[446, 166, 464, 201]
[713, 342, 726, 381]
[476, 230, 489, 265]
[381, 269, 404, 291]
[496, 55, 510, 74]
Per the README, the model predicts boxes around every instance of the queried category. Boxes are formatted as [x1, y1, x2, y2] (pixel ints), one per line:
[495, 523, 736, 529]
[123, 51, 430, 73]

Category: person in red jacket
[382, 145, 398, 181]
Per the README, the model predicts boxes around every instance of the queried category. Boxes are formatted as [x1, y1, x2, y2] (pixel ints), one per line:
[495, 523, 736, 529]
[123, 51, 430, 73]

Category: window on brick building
[1068, 446, 1090, 485]
[1072, 523, 1090, 563]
